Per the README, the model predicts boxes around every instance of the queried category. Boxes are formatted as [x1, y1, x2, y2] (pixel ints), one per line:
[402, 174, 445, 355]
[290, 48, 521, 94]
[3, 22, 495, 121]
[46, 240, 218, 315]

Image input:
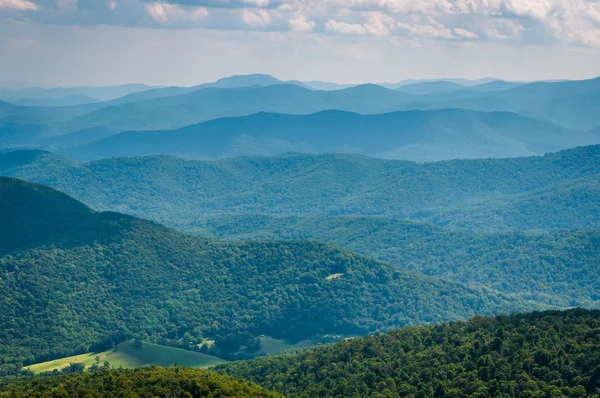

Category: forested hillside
[200, 215, 600, 307]
[0, 178, 535, 375]
[0, 367, 281, 397]
[1, 146, 598, 231]
[218, 309, 600, 397]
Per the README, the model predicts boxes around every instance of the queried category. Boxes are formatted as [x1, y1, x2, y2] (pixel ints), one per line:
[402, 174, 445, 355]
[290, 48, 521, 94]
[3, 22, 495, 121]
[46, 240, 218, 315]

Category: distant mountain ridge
[60, 109, 599, 162]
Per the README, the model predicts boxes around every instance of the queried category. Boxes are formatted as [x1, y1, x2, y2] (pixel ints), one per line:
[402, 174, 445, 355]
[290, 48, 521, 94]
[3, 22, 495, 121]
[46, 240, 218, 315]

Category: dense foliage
[200, 215, 600, 307]
[218, 309, 600, 398]
[1, 146, 599, 232]
[0, 178, 535, 375]
[0, 367, 280, 397]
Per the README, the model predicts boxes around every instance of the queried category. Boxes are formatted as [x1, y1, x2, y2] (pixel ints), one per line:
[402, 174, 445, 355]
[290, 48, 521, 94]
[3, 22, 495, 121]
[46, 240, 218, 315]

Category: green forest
[200, 215, 600, 307]
[0, 367, 281, 397]
[0, 177, 537, 376]
[0, 145, 598, 232]
[218, 309, 600, 397]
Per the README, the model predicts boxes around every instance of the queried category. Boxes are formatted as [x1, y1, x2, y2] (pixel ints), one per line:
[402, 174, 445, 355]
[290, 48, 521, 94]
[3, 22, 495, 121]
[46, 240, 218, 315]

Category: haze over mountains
[1, 74, 599, 163]
[1, 72, 600, 396]
[60, 109, 598, 162]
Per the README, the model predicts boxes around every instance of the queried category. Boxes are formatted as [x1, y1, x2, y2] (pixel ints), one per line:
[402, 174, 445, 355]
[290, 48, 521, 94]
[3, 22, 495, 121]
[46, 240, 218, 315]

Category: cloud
[398, 21, 453, 39]
[139, 0, 281, 9]
[241, 8, 270, 27]
[325, 20, 367, 35]
[0, 0, 599, 47]
[0, 0, 38, 10]
[325, 11, 395, 36]
[145, 2, 208, 24]
[288, 12, 315, 31]
[453, 27, 477, 39]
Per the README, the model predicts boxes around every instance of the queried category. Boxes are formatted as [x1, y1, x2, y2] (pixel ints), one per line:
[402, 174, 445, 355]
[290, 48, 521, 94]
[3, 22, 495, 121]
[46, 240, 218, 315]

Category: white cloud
[241, 0, 272, 6]
[0, 0, 38, 10]
[145, 2, 208, 25]
[325, 11, 396, 36]
[241, 9, 271, 27]
[453, 27, 477, 39]
[1, 0, 600, 47]
[325, 19, 368, 35]
[398, 21, 453, 39]
[289, 13, 315, 32]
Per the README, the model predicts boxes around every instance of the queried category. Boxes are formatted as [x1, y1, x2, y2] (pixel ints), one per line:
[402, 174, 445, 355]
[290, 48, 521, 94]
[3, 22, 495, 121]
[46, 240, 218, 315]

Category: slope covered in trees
[1, 146, 598, 231]
[0, 367, 281, 397]
[218, 309, 600, 398]
[0, 177, 535, 375]
[199, 215, 600, 307]
[62, 109, 597, 162]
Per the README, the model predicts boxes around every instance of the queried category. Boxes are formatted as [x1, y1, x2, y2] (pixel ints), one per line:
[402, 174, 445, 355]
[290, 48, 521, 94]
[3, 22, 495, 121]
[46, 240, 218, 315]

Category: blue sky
[1, 0, 600, 86]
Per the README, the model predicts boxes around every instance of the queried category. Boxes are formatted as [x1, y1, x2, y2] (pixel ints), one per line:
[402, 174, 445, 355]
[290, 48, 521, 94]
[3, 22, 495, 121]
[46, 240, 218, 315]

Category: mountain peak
[214, 74, 283, 88]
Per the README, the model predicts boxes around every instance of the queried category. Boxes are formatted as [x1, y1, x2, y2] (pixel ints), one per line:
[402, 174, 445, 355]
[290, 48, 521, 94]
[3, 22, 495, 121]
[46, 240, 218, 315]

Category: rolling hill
[25, 341, 226, 374]
[61, 109, 599, 162]
[217, 309, 600, 397]
[0, 177, 536, 375]
[198, 215, 600, 307]
[1, 146, 598, 232]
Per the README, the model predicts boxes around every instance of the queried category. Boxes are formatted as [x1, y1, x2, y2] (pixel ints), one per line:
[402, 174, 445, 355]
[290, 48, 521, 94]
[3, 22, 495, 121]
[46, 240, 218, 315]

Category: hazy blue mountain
[468, 80, 524, 91]
[0, 177, 536, 373]
[0, 84, 154, 102]
[107, 74, 309, 105]
[3, 77, 595, 135]
[484, 77, 600, 130]
[61, 109, 598, 162]
[66, 77, 600, 132]
[301, 80, 355, 90]
[10, 94, 100, 107]
[2, 77, 598, 137]
[0, 101, 104, 125]
[45, 126, 117, 148]
[2, 146, 598, 232]
[383, 77, 498, 89]
[0, 117, 53, 147]
[62, 84, 416, 132]
[395, 81, 468, 94]
[397, 80, 523, 96]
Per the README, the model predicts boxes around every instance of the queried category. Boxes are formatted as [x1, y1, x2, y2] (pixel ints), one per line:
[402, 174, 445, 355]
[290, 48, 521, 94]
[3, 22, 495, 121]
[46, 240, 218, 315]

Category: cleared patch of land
[258, 337, 312, 355]
[25, 341, 227, 373]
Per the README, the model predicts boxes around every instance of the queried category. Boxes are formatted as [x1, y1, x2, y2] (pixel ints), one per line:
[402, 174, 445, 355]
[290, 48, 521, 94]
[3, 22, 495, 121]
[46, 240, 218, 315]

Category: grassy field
[25, 341, 227, 373]
[258, 337, 312, 355]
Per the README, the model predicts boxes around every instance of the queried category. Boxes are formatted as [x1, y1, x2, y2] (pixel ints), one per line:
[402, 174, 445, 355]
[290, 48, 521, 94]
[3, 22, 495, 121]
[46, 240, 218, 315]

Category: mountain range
[1, 146, 598, 232]
[60, 109, 599, 162]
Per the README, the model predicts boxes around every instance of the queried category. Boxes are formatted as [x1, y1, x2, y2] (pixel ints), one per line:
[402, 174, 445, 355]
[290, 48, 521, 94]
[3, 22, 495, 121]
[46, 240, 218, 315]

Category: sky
[1, 0, 600, 87]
